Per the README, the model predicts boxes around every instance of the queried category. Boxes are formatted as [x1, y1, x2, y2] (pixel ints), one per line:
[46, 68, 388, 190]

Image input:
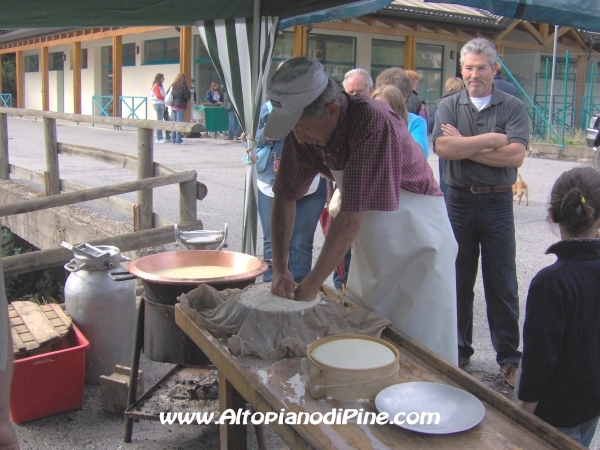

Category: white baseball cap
[264, 57, 329, 141]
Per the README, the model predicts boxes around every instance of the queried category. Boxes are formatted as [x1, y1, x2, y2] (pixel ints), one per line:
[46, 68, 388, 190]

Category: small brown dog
[512, 173, 529, 206]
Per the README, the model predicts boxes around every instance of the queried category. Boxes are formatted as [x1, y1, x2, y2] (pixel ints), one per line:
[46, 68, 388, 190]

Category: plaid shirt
[273, 93, 441, 212]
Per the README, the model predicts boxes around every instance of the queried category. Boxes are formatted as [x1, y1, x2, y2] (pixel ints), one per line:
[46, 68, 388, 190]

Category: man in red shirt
[265, 57, 459, 364]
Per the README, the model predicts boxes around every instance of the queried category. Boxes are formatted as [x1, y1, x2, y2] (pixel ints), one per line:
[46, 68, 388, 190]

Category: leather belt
[454, 185, 510, 194]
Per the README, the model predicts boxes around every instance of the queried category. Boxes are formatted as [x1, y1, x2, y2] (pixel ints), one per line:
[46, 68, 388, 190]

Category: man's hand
[270, 269, 296, 299]
[293, 273, 322, 302]
[441, 123, 462, 137]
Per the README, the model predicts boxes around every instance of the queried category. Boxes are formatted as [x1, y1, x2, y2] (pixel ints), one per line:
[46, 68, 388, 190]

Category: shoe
[175, 140, 184, 145]
[459, 356, 471, 369]
[155, 138, 164, 143]
[500, 362, 519, 388]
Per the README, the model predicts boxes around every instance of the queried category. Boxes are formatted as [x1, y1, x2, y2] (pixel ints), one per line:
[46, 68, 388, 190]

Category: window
[268, 32, 356, 85]
[309, 34, 356, 83]
[144, 37, 180, 64]
[69, 48, 88, 70]
[123, 43, 136, 67]
[24, 55, 39, 73]
[371, 39, 405, 81]
[49, 52, 64, 71]
[415, 43, 444, 108]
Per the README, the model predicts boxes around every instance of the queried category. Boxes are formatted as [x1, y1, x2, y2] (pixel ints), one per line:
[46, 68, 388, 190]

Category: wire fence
[501, 52, 600, 146]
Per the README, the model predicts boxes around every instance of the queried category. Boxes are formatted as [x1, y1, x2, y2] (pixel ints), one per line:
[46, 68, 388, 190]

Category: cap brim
[263, 108, 304, 141]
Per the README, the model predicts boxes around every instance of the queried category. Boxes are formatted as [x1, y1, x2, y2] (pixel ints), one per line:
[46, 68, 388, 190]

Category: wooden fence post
[44, 116, 60, 195]
[0, 113, 8, 180]
[179, 179, 197, 224]
[137, 127, 154, 230]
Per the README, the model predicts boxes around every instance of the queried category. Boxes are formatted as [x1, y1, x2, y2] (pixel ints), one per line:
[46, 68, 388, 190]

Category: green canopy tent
[0, 0, 393, 255]
[425, 0, 600, 32]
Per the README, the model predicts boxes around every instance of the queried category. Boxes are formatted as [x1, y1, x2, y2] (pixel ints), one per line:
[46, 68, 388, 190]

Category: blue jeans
[258, 177, 327, 283]
[333, 248, 351, 289]
[438, 158, 449, 197]
[446, 187, 521, 366]
[228, 110, 240, 140]
[171, 108, 184, 143]
[153, 103, 165, 140]
[557, 415, 599, 448]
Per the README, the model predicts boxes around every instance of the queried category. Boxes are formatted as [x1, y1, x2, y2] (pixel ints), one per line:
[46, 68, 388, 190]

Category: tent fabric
[197, 17, 279, 255]
[0, 0, 387, 27]
[426, 0, 600, 32]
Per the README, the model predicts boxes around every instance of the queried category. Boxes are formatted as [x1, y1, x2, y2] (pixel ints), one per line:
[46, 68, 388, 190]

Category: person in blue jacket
[252, 101, 327, 282]
[204, 82, 223, 104]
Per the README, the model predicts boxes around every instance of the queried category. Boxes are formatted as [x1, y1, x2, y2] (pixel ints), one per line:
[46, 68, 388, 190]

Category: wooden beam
[377, 18, 399, 29]
[41, 46, 49, 111]
[540, 23, 550, 44]
[567, 28, 587, 50]
[292, 26, 308, 57]
[404, 35, 416, 70]
[355, 17, 374, 26]
[180, 26, 193, 122]
[15, 51, 23, 108]
[72, 41, 82, 114]
[0, 170, 196, 217]
[558, 27, 570, 38]
[521, 21, 545, 45]
[112, 35, 122, 118]
[496, 21, 519, 41]
[2, 221, 204, 276]
[0, 55, 2, 94]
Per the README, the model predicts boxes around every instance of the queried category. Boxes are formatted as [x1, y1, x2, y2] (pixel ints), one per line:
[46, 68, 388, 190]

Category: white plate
[375, 382, 485, 434]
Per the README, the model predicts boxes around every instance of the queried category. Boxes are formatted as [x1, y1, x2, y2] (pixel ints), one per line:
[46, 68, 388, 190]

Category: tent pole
[548, 25, 559, 139]
[252, 0, 261, 113]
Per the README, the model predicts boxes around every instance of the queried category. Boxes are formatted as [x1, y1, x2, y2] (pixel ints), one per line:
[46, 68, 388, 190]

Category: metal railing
[0, 94, 11, 108]
[121, 96, 147, 120]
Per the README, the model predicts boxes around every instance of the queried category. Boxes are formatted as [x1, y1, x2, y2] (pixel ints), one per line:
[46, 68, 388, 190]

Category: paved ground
[5, 117, 599, 449]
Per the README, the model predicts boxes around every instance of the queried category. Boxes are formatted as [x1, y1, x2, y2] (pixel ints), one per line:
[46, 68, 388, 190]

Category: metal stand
[123, 298, 145, 443]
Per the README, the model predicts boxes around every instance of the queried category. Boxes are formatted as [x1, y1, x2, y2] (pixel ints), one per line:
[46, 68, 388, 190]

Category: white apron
[331, 170, 459, 365]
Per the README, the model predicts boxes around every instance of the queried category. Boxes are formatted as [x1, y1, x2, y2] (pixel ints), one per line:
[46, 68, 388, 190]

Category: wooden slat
[10, 326, 27, 353]
[11, 301, 59, 346]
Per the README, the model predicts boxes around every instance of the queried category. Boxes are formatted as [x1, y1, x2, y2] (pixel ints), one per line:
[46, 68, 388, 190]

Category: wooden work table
[175, 303, 583, 450]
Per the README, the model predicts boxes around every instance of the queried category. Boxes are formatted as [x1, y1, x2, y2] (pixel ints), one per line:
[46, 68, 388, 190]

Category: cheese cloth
[178, 283, 391, 360]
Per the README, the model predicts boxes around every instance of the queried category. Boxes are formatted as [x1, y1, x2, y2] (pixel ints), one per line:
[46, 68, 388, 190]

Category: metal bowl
[128, 250, 268, 304]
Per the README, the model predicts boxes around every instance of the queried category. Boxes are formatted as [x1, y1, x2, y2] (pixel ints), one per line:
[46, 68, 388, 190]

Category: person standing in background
[150, 73, 168, 143]
[428, 77, 465, 196]
[170, 73, 191, 145]
[404, 70, 424, 115]
[204, 82, 223, 105]
[376, 68, 429, 158]
[342, 68, 373, 96]
[494, 65, 521, 99]
[224, 91, 241, 140]
[432, 38, 528, 387]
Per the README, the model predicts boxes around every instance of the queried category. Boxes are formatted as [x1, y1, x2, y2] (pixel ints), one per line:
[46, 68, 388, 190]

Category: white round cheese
[239, 283, 320, 312]
[311, 338, 395, 369]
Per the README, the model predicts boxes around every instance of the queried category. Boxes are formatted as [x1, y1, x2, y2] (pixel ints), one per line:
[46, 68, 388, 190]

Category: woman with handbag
[253, 101, 327, 282]
[170, 72, 191, 145]
[150, 73, 168, 143]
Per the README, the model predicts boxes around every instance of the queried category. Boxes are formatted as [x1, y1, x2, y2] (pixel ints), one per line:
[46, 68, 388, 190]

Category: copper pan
[124, 250, 268, 305]
[128, 250, 267, 286]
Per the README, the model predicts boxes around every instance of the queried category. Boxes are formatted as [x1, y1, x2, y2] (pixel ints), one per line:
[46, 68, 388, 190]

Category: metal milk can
[62, 242, 136, 385]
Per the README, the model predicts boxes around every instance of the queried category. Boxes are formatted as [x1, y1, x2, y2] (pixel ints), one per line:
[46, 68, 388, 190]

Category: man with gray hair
[265, 56, 459, 365]
[342, 68, 373, 96]
[433, 38, 529, 387]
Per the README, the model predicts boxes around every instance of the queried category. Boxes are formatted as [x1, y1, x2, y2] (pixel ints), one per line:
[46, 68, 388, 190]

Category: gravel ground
[5, 118, 598, 449]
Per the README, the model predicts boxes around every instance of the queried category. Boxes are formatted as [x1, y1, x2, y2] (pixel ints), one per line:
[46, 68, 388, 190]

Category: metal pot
[174, 223, 228, 250]
[112, 250, 268, 305]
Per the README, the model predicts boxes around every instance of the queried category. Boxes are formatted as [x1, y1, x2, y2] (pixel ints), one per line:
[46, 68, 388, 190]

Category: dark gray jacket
[171, 84, 191, 109]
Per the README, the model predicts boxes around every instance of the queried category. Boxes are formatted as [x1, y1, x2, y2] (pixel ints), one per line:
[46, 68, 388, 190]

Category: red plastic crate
[10, 324, 89, 424]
